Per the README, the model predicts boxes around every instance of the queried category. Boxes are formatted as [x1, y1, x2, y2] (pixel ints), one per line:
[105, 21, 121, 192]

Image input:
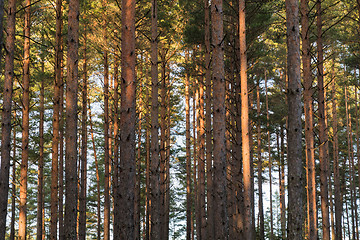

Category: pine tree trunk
[150, 1, 161, 237]
[285, 0, 304, 239]
[239, 1, 253, 238]
[118, 0, 136, 238]
[51, 0, 62, 238]
[160, 57, 168, 240]
[37, 60, 45, 240]
[145, 127, 150, 240]
[185, 50, 192, 240]
[135, 86, 143, 240]
[10, 112, 17, 240]
[316, 2, 330, 239]
[64, 0, 79, 237]
[332, 72, 342, 240]
[59, 71, 65, 240]
[280, 125, 286, 239]
[19, 1, 31, 238]
[256, 80, 264, 240]
[265, 72, 274, 240]
[211, 0, 228, 237]
[58, 3, 65, 237]
[103, 24, 111, 240]
[89, 104, 101, 240]
[204, 1, 214, 238]
[78, 28, 88, 240]
[193, 80, 199, 240]
[301, 1, 317, 238]
[113, 53, 120, 239]
[198, 72, 206, 240]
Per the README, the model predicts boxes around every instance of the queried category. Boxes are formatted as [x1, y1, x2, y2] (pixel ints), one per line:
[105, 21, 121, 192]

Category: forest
[0, 0, 359, 239]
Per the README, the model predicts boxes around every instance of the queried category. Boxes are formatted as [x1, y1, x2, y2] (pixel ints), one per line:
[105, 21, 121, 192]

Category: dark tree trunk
[64, 0, 80, 237]
[118, 0, 136, 238]
[51, 0, 63, 238]
[150, 1, 161, 238]
[211, 0, 228, 238]
[78, 26, 88, 240]
[19, 1, 31, 238]
[37, 60, 45, 240]
[285, 0, 305, 239]
[316, 1, 330, 239]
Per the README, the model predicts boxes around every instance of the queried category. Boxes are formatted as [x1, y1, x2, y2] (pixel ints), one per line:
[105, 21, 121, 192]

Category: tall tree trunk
[332, 70, 342, 240]
[301, 1, 317, 238]
[51, 0, 62, 238]
[19, 1, 31, 238]
[204, 1, 214, 238]
[193, 79, 199, 240]
[256, 80, 264, 240]
[280, 125, 286, 239]
[265, 72, 274, 240]
[10, 111, 17, 240]
[160, 57, 168, 240]
[146, 127, 151, 240]
[118, 0, 136, 238]
[150, 1, 161, 238]
[78, 27, 88, 240]
[103, 30, 111, 240]
[37, 60, 45, 240]
[0, 0, 16, 236]
[135, 86, 143, 240]
[57, 2, 65, 237]
[59, 69, 65, 240]
[316, 2, 330, 239]
[239, 1, 253, 238]
[89, 103, 101, 240]
[165, 93, 171, 240]
[185, 50, 192, 240]
[113, 53, 120, 239]
[64, 0, 79, 237]
[211, 0, 228, 237]
[198, 72, 206, 240]
[285, 0, 304, 239]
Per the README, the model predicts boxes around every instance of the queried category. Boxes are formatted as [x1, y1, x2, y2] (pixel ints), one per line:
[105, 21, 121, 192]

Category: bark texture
[19, 1, 31, 238]
[64, 0, 80, 237]
[211, 0, 228, 238]
[118, 0, 136, 238]
[285, 0, 305, 239]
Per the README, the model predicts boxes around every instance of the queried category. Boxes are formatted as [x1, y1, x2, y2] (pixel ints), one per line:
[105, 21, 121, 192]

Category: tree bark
[285, 0, 304, 239]
[300, 0, 317, 238]
[78, 26, 88, 240]
[103, 9, 110, 239]
[256, 80, 264, 240]
[331, 70, 342, 240]
[150, 1, 161, 238]
[10, 111, 17, 240]
[316, 1, 330, 239]
[89, 103, 101, 240]
[51, 1, 62, 238]
[19, 1, 31, 238]
[211, 0, 228, 237]
[204, 0, 214, 238]
[113, 52, 120, 239]
[37, 59, 45, 240]
[118, 0, 136, 238]
[198, 71, 206, 240]
[239, 1, 253, 238]
[280, 125, 286, 239]
[64, 0, 79, 237]
[185, 50, 192, 240]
